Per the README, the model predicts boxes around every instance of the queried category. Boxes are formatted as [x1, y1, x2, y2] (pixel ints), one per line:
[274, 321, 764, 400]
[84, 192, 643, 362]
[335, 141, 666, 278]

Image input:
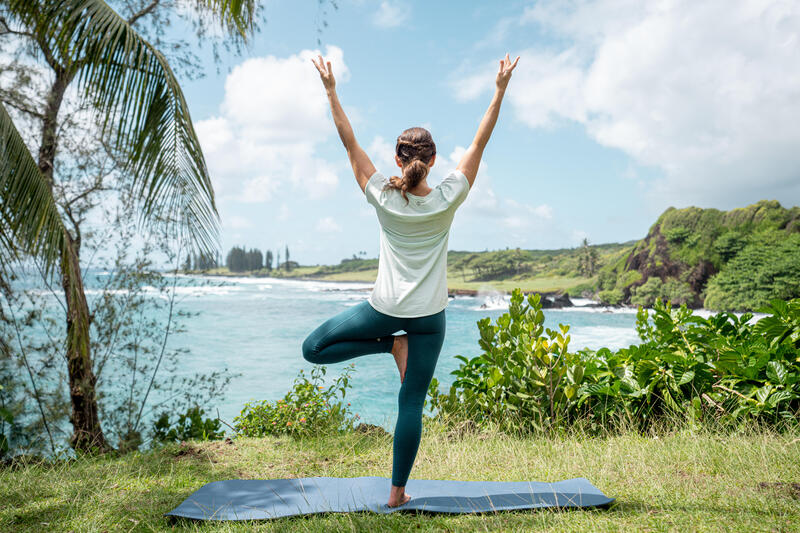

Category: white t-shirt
[364, 169, 470, 317]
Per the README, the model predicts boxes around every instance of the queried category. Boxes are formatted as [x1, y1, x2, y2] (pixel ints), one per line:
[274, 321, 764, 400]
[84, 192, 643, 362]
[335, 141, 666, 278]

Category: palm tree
[0, 0, 256, 453]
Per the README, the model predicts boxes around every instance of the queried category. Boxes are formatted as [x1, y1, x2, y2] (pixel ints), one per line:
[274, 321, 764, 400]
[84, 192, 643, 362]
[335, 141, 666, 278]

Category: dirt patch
[355, 423, 390, 437]
[170, 441, 216, 462]
[757, 481, 800, 500]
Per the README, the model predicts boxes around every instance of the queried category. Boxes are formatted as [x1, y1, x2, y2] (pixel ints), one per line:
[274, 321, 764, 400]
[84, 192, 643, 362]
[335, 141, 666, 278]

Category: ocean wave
[569, 326, 640, 351]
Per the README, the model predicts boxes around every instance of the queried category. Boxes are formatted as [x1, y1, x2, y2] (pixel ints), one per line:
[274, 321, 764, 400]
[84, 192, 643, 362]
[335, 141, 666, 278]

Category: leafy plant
[428, 289, 585, 433]
[429, 290, 800, 435]
[234, 365, 358, 438]
[0, 384, 12, 457]
[151, 406, 224, 445]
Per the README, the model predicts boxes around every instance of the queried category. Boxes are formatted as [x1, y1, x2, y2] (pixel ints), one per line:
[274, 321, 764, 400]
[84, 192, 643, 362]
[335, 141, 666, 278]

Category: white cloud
[226, 215, 252, 229]
[277, 204, 290, 221]
[459, 0, 800, 207]
[436, 147, 554, 239]
[372, 1, 411, 28]
[368, 135, 398, 175]
[315, 216, 342, 233]
[196, 45, 350, 202]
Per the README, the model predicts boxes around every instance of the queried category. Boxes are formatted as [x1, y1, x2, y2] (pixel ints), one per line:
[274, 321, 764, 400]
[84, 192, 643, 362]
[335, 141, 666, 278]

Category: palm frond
[199, 0, 258, 41]
[6, 0, 261, 255]
[0, 101, 68, 275]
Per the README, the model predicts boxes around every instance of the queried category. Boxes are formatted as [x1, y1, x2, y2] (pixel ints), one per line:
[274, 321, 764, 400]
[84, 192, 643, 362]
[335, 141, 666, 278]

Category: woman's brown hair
[384, 127, 436, 204]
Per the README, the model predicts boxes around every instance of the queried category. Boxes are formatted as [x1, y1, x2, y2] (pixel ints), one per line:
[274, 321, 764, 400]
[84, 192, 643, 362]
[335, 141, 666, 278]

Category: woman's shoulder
[436, 169, 470, 206]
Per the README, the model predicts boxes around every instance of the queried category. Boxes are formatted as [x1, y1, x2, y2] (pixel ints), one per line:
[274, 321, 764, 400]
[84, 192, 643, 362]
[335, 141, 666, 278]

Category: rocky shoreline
[184, 271, 607, 310]
[447, 288, 577, 308]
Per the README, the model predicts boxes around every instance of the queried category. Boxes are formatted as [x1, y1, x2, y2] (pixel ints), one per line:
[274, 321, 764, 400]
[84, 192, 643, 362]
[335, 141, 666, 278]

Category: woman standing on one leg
[304, 53, 520, 508]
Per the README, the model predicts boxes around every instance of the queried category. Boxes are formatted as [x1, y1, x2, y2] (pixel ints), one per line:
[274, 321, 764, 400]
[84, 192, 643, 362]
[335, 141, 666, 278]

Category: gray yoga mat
[164, 476, 614, 521]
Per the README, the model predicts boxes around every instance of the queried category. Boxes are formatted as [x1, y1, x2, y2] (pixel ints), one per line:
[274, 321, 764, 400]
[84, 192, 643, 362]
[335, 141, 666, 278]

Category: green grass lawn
[2, 423, 799, 531]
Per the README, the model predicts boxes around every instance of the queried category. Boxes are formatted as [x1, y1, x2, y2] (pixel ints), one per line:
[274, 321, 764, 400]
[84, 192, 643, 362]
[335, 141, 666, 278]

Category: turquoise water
[157, 275, 640, 430]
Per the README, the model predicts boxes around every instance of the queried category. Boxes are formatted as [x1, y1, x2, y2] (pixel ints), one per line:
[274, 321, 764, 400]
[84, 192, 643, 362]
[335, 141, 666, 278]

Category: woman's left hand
[311, 55, 336, 91]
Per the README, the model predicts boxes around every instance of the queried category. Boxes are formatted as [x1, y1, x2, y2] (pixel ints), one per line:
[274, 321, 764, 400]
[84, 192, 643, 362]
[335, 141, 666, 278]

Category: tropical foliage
[0, 0, 258, 452]
[151, 406, 224, 445]
[233, 365, 358, 438]
[595, 200, 800, 310]
[428, 289, 800, 434]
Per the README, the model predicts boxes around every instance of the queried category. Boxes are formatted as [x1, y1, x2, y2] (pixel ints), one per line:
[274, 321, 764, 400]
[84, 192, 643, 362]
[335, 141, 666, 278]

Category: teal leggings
[301, 300, 446, 487]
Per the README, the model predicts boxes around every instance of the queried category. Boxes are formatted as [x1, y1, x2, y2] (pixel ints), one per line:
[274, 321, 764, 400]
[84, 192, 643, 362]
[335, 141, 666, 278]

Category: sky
[175, 0, 800, 266]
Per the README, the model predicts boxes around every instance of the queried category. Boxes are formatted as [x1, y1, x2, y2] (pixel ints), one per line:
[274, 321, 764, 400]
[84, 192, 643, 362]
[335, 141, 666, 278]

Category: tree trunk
[61, 235, 110, 453]
[38, 70, 111, 453]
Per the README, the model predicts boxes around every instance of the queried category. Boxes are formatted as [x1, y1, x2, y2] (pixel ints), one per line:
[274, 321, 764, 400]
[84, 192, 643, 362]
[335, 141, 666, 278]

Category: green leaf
[677, 369, 695, 386]
[3, 0, 264, 256]
[755, 385, 772, 405]
[765, 361, 787, 384]
[0, 102, 69, 275]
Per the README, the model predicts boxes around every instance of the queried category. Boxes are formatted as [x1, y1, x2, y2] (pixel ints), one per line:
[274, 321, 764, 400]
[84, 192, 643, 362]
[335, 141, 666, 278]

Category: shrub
[0, 384, 11, 457]
[428, 290, 582, 433]
[234, 365, 357, 438]
[630, 277, 663, 307]
[704, 233, 800, 310]
[151, 406, 224, 445]
[598, 288, 624, 305]
[429, 289, 800, 435]
[664, 226, 691, 244]
[713, 230, 747, 262]
[661, 279, 695, 306]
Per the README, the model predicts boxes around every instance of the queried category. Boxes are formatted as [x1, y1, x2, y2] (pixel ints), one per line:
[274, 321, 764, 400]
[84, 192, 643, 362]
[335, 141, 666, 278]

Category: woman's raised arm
[312, 55, 376, 194]
[457, 54, 520, 188]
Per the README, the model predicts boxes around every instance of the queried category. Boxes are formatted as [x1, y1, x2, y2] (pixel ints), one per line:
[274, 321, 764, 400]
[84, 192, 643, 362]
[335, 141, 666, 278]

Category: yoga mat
[165, 476, 614, 521]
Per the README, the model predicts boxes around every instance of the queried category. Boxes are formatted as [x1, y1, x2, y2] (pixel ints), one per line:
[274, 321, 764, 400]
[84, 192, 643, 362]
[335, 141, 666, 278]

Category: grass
[2, 422, 799, 532]
[444, 274, 591, 293]
[195, 266, 590, 294]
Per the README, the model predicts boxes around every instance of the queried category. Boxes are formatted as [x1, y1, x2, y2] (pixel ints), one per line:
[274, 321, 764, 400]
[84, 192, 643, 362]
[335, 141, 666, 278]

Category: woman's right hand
[311, 54, 336, 92]
[496, 53, 520, 91]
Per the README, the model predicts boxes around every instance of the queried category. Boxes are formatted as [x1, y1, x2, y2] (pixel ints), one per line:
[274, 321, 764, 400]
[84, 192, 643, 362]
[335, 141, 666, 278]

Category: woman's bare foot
[391, 334, 409, 384]
[387, 485, 411, 507]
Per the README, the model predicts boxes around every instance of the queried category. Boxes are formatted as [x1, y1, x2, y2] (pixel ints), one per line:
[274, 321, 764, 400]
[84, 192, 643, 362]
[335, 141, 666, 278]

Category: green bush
[661, 279, 695, 306]
[151, 406, 224, 445]
[630, 277, 663, 307]
[428, 289, 800, 434]
[713, 230, 747, 262]
[234, 365, 357, 437]
[0, 384, 11, 457]
[427, 289, 582, 433]
[598, 288, 624, 305]
[704, 233, 800, 310]
[663, 226, 691, 244]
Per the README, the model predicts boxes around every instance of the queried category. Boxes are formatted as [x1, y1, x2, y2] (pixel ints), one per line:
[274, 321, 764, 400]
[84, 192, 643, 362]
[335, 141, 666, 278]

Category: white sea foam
[470, 289, 510, 311]
[193, 275, 374, 293]
[569, 326, 641, 351]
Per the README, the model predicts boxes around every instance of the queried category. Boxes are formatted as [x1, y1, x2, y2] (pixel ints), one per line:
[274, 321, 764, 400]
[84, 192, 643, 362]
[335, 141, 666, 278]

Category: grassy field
[197, 266, 592, 294]
[2, 423, 799, 532]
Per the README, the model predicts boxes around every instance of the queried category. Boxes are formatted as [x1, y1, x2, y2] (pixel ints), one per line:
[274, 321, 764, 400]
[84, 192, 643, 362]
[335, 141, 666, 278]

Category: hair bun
[383, 126, 437, 205]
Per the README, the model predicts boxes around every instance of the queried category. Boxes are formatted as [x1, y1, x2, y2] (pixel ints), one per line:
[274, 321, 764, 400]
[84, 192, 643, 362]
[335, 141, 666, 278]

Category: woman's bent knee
[301, 334, 320, 363]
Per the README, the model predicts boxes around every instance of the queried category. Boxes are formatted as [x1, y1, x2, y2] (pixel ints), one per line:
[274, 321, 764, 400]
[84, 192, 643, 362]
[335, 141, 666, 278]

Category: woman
[304, 53, 520, 508]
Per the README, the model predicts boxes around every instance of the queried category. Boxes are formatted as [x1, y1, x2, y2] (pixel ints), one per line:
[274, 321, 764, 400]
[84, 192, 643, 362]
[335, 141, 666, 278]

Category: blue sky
[176, 0, 800, 265]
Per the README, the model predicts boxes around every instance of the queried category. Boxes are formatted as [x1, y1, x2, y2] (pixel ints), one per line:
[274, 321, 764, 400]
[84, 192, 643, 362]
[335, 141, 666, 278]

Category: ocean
[157, 275, 641, 430]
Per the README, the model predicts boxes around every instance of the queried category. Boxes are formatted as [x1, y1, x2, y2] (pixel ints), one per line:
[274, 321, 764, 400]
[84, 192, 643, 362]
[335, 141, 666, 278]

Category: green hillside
[208, 242, 634, 296]
[596, 200, 800, 310]
[198, 200, 800, 311]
